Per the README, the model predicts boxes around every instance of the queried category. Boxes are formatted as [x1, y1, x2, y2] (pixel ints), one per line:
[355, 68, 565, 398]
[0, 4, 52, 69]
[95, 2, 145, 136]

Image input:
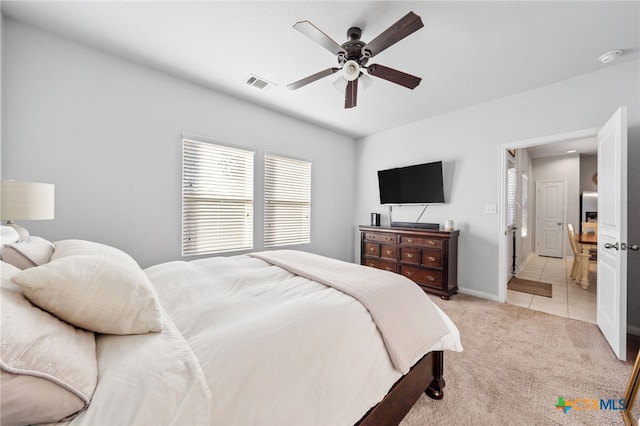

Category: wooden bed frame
[356, 351, 445, 425]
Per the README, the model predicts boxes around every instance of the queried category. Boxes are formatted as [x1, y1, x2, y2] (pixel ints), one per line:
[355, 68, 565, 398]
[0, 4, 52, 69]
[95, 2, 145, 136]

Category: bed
[1, 238, 462, 425]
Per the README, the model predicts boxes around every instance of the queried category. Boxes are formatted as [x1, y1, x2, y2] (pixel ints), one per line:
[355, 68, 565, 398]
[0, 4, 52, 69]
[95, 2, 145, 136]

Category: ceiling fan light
[342, 60, 360, 81]
[359, 73, 373, 91]
[332, 76, 347, 93]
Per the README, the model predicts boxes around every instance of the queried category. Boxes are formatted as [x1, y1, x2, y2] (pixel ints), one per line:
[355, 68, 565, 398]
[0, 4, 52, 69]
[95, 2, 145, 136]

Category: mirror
[623, 349, 640, 426]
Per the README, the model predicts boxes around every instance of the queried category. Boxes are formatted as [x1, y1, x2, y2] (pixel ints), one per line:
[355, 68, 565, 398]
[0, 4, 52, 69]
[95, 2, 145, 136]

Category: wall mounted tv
[378, 161, 445, 204]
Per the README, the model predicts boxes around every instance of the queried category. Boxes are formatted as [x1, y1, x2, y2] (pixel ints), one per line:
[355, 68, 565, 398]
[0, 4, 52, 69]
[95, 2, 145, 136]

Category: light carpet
[400, 293, 638, 425]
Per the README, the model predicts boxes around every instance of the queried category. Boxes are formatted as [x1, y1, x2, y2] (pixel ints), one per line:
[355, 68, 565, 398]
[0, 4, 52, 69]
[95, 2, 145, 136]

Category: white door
[597, 106, 627, 361]
[536, 181, 564, 258]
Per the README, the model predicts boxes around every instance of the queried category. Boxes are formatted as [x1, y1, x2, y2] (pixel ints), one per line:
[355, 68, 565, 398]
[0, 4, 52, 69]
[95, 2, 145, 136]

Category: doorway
[498, 127, 599, 305]
[500, 108, 629, 361]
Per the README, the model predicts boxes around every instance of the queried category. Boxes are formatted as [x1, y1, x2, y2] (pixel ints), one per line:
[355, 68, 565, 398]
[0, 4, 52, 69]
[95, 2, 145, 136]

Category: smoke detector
[598, 50, 623, 64]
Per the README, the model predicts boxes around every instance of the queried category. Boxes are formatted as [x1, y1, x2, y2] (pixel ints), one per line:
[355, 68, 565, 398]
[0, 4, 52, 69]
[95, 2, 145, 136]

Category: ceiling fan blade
[287, 67, 340, 90]
[345, 79, 358, 109]
[367, 64, 421, 89]
[362, 11, 424, 58]
[293, 21, 347, 57]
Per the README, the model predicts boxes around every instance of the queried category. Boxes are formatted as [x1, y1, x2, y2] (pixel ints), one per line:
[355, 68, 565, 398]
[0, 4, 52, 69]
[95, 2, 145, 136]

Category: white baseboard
[457, 287, 499, 302]
[515, 252, 536, 275]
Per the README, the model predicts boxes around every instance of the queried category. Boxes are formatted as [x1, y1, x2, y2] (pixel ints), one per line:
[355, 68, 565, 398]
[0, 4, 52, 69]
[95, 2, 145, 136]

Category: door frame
[498, 127, 599, 303]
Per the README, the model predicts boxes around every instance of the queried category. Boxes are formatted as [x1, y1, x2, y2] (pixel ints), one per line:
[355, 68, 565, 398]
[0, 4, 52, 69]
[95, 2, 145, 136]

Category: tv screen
[378, 161, 445, 204]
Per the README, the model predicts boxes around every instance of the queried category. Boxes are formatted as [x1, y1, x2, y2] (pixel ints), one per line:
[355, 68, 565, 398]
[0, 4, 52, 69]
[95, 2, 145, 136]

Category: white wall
[1, 19, 356, 268]
[354, 59, 640, 317]
[579, 154, 598, 193]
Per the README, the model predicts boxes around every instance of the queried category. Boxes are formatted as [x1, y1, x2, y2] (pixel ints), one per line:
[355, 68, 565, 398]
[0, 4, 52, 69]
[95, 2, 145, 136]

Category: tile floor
[507, 254, 597, 323]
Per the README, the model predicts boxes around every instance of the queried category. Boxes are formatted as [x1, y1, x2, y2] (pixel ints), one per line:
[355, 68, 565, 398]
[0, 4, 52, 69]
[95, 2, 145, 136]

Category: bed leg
[425, 351, 445, 400]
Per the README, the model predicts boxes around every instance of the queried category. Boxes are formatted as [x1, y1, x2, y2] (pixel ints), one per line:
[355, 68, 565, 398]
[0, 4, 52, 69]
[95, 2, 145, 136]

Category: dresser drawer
[400, 236, 443, 249]
[380, 245, 397, 260]
[400, 247, 420, 264]
[364, 258, 397, 273]
[400, 265, 443, 288]
[364, 242, 380, 257]
[365, 232, 398, 244]
[421, 250, 442, 268]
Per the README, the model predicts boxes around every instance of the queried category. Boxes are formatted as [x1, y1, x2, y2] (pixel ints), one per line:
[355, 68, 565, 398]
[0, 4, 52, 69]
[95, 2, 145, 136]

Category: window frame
[182, 137, 255, 256]
[263, 153, 311, 248]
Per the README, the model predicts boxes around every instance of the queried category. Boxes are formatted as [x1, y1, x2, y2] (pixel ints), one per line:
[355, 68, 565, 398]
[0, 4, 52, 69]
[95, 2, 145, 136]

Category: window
[521, 174, 528, 237]
[264, 154, 311, 247]
[182, 138, 254, 256]
[507, 165, 517, 227]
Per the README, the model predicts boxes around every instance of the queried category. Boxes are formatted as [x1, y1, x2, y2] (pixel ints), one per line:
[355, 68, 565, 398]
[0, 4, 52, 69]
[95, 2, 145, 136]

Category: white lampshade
[1, 181, 55, 220]
[333, 72, 373, 94]
[342, 60, 360, 81]
[1, 181, 55, 242]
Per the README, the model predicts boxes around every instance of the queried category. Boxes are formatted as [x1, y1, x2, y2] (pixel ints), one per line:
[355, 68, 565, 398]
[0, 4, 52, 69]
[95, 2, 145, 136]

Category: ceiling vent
[245, 75, 275, 92]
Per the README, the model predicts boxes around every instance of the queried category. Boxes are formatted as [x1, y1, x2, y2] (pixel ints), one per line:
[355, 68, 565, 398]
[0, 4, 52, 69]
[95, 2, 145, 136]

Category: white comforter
[69, 253, 462, 425]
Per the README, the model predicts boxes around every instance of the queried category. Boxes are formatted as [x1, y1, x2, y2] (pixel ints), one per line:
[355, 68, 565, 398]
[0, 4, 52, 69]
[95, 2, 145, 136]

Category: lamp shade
[1, 181, 55, 221]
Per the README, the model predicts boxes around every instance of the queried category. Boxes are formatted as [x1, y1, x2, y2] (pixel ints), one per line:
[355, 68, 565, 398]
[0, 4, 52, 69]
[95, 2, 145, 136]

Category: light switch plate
[484, 204, 497, 214]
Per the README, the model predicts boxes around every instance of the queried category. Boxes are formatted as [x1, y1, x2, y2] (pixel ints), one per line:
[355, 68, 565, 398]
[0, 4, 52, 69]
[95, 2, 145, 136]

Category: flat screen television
[378, 161, 445, 204]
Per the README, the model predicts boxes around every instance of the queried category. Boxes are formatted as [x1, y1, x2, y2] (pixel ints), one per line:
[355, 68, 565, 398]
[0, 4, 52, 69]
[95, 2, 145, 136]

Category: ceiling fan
[287, 11, 424, 109]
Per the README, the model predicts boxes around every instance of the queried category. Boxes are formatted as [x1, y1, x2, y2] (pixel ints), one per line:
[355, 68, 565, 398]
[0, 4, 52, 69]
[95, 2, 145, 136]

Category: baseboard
[457, 287, 499, 302]
[515, 252, 536, 275]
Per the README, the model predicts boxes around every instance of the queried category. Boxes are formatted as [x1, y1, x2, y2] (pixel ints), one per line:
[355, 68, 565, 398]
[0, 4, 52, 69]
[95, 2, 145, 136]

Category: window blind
[521, 174, 528, 237]
[182, 138, 254, 255]
[507, 166, 517, 227]
[264, 154, 311, 247]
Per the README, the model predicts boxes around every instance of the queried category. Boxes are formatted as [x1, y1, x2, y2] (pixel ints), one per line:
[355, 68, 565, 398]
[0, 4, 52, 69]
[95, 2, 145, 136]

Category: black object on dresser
[359, 225, 459, 300]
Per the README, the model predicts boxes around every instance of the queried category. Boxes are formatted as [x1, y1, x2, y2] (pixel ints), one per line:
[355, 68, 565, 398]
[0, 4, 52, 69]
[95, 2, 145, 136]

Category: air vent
[245, 74, 275, 92]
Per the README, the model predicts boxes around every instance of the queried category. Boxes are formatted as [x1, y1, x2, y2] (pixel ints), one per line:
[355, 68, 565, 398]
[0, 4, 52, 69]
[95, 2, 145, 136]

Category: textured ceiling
[2, 1, 638, 141]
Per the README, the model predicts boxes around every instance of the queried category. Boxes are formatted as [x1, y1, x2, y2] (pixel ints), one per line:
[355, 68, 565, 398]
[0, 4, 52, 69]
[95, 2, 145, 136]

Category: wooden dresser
[359, 225, 459, 299]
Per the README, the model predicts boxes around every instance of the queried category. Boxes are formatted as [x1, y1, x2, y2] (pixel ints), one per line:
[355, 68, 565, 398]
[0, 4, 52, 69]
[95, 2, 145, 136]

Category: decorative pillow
[0, 236, 55, 270]
[12, 239, 163, 335]
[1, 261, 98, 425]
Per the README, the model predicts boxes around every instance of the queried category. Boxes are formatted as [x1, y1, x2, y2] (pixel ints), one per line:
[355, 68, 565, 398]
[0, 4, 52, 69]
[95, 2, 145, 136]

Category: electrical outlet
[484, 204, 497, 214]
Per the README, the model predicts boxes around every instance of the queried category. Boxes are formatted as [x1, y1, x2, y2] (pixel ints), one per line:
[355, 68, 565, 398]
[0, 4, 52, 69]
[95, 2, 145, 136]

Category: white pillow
[0, 236, 55, 270]
[12, 239, 163, 335]
[1, 261, 98, 425]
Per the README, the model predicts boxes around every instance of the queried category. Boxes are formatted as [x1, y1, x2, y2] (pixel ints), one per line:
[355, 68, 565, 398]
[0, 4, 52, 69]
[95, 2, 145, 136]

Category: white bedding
[68, 253, 462, 425]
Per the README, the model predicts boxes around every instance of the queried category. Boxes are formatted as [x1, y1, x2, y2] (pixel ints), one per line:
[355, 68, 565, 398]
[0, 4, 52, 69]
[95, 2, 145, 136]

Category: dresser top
[359, 225, 459, 237]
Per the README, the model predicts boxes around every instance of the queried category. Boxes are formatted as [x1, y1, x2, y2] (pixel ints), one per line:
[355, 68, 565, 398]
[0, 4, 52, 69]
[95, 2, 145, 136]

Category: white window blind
[507, 166, 517, 227]
[521, 173, 528, 237]
[182, 138, 254, 256]
[264, 154, 311, 247]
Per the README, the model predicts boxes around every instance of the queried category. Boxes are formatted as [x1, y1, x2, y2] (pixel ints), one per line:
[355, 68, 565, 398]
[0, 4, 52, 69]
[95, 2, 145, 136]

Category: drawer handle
[385, 267, 391, 271]
[427, 276, 435, 281]
[385, 250, 392, 255]
[428, 241, 436, 245]
[406, 253, 414, 259]
[426, 256, 436, 262]
[406, 238, 414, 243]
[367, 263, 374, 267]
[385, 236, 392, 241]
[368, 247, 375, 252]
[406, 271, 413, 277]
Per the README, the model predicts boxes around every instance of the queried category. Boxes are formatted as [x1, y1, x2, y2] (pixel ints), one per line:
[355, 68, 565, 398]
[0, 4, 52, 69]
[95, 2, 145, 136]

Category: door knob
[629, 244, 639, 251]
[604, 242, 619, 250]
